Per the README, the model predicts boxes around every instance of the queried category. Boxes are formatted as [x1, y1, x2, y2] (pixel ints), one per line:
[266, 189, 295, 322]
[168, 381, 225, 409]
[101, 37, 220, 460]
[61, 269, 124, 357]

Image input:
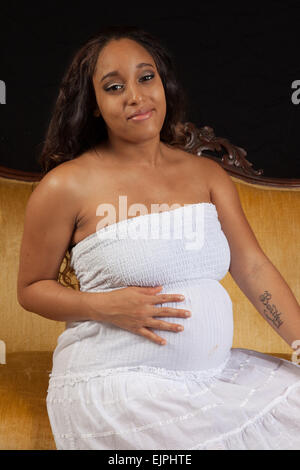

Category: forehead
[94, 38, 156, 75]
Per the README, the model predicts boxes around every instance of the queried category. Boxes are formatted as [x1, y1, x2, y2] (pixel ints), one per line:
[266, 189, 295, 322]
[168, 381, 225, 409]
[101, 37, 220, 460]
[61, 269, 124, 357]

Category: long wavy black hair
[38, 25, 191, 288]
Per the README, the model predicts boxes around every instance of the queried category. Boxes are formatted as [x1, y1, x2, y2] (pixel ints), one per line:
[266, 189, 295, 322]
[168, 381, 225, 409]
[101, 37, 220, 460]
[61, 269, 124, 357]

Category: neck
[100, 135, 168, 169]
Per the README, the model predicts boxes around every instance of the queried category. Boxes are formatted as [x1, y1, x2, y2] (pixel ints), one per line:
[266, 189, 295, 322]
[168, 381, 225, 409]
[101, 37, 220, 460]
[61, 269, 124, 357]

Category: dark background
[0, 0, 299, 178]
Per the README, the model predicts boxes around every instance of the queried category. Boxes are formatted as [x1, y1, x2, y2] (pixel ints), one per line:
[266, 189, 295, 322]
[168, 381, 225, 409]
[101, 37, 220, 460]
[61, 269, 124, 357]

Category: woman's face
[92, 38, 167, 144]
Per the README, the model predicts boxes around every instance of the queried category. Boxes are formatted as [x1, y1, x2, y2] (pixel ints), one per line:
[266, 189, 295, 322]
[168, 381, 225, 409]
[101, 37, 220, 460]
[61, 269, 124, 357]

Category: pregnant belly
[52, 279, 234, 374]
[148, 279, 234, 370]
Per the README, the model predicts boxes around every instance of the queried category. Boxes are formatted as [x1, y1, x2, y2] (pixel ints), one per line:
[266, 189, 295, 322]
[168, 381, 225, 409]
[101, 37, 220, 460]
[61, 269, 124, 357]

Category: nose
[126, 80, 143, 105]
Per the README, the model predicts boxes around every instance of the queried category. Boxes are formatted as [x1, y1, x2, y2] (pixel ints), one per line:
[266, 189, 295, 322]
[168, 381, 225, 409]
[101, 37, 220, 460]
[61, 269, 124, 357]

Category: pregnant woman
[17, 26, 300, 450]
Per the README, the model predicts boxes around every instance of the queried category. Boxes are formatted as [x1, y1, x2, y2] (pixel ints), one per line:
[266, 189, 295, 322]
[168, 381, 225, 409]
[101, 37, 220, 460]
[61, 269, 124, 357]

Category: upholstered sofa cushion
[0, 352, 55, 450]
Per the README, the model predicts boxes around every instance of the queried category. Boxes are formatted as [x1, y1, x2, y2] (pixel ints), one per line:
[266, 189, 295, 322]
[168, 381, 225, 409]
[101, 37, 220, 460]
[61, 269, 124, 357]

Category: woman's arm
[18, 278, 106, 322]
[203, 157, 300, 350]
[17, 163, 105, 322]
[231, 258, 300, 350]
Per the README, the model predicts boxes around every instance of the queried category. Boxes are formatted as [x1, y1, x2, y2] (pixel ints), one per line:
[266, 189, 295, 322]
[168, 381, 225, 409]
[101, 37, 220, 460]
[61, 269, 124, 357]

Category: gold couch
[0, 132, 299, 450]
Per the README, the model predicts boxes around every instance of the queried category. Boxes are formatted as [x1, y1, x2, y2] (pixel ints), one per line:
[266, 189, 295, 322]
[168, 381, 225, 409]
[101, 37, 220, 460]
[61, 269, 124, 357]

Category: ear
[94, 109, 101, 117]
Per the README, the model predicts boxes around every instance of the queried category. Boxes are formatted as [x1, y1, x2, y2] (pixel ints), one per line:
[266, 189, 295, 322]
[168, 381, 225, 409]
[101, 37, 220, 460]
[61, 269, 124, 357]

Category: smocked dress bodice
[51, 202, 233, 378]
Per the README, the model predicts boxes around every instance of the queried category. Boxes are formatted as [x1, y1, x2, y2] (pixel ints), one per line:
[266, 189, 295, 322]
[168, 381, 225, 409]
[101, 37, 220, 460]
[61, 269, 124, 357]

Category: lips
[128, 108, 154, 120]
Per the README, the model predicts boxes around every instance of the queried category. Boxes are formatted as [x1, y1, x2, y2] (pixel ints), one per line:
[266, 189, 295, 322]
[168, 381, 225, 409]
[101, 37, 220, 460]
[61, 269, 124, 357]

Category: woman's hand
[90, 286, 191, 345]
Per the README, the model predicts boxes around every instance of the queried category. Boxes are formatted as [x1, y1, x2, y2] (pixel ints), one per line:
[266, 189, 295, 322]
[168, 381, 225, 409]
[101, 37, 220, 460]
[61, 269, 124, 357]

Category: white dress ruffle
[46, 348, 300, 450]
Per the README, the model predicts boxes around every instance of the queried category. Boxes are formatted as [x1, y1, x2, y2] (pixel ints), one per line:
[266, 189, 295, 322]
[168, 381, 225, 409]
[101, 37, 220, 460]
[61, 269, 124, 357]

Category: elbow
[17, 286, 30, 311]
[17, 293, 27, 311]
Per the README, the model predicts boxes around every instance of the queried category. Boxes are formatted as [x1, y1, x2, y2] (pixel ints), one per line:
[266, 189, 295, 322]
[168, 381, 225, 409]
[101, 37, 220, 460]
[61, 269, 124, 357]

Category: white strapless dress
[46, 203, 300, 450]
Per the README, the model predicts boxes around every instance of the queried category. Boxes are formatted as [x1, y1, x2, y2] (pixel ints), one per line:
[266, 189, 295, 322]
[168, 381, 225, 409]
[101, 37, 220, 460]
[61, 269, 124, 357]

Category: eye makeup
[103, 72, 155, 92]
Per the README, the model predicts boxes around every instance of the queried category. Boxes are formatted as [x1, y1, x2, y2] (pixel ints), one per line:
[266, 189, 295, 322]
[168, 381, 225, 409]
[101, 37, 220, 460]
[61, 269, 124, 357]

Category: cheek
[153, 88, 167, 122]
[100, 101, 123, 125]
[154, 86, 166, 113]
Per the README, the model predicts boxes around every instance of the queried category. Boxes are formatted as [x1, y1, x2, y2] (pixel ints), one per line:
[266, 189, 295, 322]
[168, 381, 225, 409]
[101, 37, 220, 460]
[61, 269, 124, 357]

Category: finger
[137, 286, 163, 295]
[136, 326, 167, 345]
[146, 319, 184, 333]
[152, 307, 191, 317]
[151, 294, 185, 304]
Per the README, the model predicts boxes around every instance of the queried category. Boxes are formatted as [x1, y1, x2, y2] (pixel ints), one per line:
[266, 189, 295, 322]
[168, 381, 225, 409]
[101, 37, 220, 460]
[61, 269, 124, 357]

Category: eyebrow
[100, 62, 155, 82]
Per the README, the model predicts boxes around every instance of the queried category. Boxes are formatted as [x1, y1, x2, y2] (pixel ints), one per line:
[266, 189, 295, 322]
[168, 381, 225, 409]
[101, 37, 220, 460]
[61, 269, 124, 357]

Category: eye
[104, 73, 155, 92]
[104, 83, 123, 92]
[139, 73, 155, 82]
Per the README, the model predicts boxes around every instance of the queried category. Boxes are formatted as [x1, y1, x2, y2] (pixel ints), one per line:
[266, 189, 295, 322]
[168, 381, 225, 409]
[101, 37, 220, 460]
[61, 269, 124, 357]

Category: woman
[17, 25, 300, 450]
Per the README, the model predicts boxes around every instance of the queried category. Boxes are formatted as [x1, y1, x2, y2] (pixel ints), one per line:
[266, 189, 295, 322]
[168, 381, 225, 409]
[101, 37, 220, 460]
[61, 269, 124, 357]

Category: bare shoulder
[169, 147, 208, 168]
[27, 158, 88, 237]
[36, 157, 83, 189]
[171, 148, 224, 185]
[187, 153, 227, 175]
[186, 154, 240, 210]
[187, 154, 234, 193]
[32, 157, 87, 204]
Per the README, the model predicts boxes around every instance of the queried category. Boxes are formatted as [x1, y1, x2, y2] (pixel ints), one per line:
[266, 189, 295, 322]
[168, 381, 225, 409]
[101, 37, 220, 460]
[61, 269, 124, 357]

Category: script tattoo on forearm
[259, 290, 284, 328]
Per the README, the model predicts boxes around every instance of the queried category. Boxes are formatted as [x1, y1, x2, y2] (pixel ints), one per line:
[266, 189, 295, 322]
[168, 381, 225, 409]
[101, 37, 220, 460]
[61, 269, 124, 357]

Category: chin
[125, 126, 161, 142]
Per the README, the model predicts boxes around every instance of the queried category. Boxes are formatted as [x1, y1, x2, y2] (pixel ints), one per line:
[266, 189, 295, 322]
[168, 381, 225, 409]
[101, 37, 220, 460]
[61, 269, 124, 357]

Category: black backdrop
[0, 0, 299, 178]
